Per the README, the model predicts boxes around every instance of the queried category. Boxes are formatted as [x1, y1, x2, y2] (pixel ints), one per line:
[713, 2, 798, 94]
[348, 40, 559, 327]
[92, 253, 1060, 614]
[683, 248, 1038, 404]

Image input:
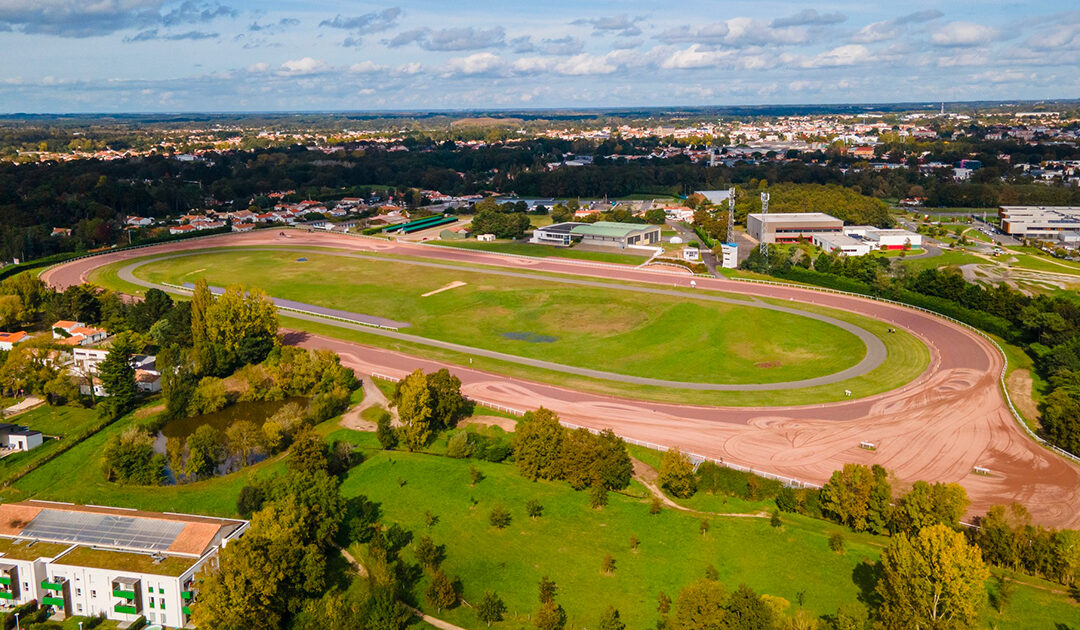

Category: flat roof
[537, 222, 578, 234]
[0, 501, 245, 558]
[815, 233, 866, 247]
[749, 212, 842, 224]
[0, 537, 71, 561]
[52, 546, 195, 578]
[571, 222, 657, 238]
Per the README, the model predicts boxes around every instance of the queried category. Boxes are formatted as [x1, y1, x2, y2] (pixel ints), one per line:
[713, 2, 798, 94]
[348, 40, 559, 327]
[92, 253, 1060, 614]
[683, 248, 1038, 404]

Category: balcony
[40, 580, 62, 591]
[182, 605, 191, 615]
[41, 596, 64, 607]
[113, 603, 138, 615]
[0, 591, 13, 600]
[112, 588, 136, 600]
[0, 577, 10, 586]
[181, 590, 193, 600]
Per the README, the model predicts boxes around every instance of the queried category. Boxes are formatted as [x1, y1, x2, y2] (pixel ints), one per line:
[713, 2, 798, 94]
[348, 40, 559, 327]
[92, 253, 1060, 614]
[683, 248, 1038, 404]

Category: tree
[513, 407, 566, 481]
[644, 208, 667, 225]
[590, 484, 608, 509]
[657, 591, 671, 615]
[427, 368, 467, 429]
[375, 410, 397, 450]
[288, 428, 331, 476]
[533, 600, 566, 630]
[599, 606, 625, 630]
[601, 554, 616, 574]
[892, 481, 970, 535]
[526, 499, 544, 519]
[476, 591, 506, 627]
[876, 524, 989, 630]
[426, 570, 458, 612]
[397, 369, 434, 450]
[670, 578, 727, 630]
[414, 535, 442, 570]
[658, 449, 697, 498]
[225, 420, 263, 467]
[820, 464, 890, 533]
[490, 505, 511, 529]
[538, 576, 557, 604]
[725, 584, 777, 630]
[97, 331, 138, 418]
[237, 484, 265, 519]
[593, 429, 633, 491]
[102, 426, 165, 485]
[185, 424, 225, 480]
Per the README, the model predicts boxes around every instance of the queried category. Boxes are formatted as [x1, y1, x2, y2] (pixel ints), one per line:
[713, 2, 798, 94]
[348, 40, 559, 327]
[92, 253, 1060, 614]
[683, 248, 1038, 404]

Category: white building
[682, 246, 700, 262]
[0, 501, 247, 628]
[719, 243, 738, 269]
[72, 350, 159, 397]
[0, 331, 28, 351]
[0, 424, 43, 451]
[999, 206, 1080, 241]
[843, 226, 922, 250]
[813, 233, 873, 256]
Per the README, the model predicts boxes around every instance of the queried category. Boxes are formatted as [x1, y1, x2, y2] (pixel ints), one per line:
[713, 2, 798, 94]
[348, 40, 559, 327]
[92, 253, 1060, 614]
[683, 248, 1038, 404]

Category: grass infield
[133, 249, 868, 386]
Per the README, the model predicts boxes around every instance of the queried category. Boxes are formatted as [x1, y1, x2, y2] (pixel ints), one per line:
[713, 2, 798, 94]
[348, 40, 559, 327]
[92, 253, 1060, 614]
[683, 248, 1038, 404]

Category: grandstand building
[0, 501, 247, 627]
[531, 222, 661, 249]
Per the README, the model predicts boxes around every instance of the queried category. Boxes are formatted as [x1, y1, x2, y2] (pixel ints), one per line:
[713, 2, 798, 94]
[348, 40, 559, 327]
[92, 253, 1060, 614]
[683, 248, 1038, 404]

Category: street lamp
[14, 611, 18, 630]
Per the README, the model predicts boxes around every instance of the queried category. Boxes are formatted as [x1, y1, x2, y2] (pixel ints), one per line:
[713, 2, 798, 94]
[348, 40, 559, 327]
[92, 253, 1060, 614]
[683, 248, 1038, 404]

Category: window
[76, 588, 81, 596]
[91, 590, 96, 597]
[159, 597, 165, 609]
[77, 604, 83, 613]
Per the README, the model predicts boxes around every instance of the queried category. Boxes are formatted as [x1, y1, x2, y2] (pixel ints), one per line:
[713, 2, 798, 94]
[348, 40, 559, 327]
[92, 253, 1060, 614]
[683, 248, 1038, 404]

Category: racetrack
[42, 230, 1080, 527]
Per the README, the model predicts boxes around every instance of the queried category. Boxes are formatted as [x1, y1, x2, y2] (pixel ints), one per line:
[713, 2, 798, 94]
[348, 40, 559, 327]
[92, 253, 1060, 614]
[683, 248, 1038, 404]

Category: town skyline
[1, 1, 1078, 113]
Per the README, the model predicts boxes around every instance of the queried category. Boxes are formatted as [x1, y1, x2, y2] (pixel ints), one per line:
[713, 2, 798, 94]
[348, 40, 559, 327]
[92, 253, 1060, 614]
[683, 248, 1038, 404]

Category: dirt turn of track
[43, 231, 1080, 527]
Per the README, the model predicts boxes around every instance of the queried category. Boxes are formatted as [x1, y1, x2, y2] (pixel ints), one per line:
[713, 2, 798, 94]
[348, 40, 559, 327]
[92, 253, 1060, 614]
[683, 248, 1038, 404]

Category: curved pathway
[114, 248, 887, 391]
[41, 231, 1080, 527]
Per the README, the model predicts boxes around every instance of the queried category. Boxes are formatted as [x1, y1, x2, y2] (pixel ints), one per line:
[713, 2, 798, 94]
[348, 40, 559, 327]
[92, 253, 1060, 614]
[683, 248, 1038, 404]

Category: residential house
[0, 331, 28, 351]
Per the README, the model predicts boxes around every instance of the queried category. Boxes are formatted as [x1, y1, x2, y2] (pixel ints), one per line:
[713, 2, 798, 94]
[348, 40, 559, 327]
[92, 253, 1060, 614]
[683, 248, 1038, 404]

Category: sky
[0, 1, 1078, 113]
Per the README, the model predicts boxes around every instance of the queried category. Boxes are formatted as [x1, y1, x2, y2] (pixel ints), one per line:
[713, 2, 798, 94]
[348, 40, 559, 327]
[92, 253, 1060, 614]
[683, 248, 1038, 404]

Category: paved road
[116, 248, 886, 391]
[41, 230, 1080, 527]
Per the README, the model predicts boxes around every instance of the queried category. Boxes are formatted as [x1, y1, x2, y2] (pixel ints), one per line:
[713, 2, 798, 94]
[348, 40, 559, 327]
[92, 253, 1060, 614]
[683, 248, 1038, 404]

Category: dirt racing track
[42, 231, 1080, 527]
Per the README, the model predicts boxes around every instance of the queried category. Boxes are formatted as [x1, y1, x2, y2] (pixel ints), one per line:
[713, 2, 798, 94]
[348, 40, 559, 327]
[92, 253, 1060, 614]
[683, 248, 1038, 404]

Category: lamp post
[14, 611, 18, 630]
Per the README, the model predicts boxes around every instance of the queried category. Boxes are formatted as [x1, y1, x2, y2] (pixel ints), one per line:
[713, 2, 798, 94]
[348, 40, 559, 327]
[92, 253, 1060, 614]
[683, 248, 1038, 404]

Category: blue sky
[0, 1, 1077, 113]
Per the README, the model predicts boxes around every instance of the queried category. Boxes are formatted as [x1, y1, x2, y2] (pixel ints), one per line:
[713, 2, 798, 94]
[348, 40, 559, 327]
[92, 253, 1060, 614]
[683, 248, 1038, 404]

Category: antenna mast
[759, 191, 770, 258]
[726, 187, 735, 242]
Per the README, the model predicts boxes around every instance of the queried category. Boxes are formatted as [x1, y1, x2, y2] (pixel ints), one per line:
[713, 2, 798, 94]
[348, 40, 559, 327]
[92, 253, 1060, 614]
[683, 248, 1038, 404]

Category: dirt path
[339, 375, 397, 431]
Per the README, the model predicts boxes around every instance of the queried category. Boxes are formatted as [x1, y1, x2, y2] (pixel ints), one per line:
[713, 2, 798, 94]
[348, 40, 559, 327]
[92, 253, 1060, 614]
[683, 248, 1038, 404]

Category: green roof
[570, 222, 655, 238]
[52, 546, 196, 577]
[0, 538, 71, 561]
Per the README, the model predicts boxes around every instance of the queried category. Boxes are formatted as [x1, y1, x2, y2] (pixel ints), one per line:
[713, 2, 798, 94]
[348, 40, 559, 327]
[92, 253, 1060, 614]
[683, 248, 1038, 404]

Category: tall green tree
[892, 481, 970, 535]
[185, 425, 225, 480]
[397, 369, 435, 450]
[669, 578, 727, 630]
[427, 368, 467, 429]
[97, 331, 138, 418]
[876, 523, 989, 630]
[514, 408, 566, 481]
[476, 591, 506, 627]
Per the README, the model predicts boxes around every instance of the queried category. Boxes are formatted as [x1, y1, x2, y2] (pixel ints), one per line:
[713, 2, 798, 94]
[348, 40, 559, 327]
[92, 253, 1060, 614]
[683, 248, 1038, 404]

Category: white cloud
[557, 53, 617, 75]
[930, 21, 998, 47]
[278, 57, 328, 76]
[660, 45, 728, 69]
[801, 44, 872, 68]
[444, 52, 503, 75]
[247, 62, 269, 73]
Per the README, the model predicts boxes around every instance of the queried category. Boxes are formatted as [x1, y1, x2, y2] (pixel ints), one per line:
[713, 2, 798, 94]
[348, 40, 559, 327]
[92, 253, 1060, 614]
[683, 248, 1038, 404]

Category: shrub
[489, 505, 511, 529]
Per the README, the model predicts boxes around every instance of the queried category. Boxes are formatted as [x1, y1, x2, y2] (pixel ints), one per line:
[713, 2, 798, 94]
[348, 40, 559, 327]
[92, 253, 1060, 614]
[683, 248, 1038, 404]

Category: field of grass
[134, 249, 866, 386]
[0, 405, 103, 486]
[901, 249, 987, 272]
[339, 448, 1080, 630]
[432, 239, 650, 265]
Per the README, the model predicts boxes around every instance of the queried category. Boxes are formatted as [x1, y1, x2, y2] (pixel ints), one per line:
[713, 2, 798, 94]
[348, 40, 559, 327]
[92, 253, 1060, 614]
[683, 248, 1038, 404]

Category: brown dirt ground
[1006, 370, 1040, 424]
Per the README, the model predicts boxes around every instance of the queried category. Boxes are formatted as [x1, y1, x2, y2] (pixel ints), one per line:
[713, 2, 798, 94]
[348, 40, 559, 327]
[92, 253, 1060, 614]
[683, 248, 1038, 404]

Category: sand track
[41, 230, 1080, 527]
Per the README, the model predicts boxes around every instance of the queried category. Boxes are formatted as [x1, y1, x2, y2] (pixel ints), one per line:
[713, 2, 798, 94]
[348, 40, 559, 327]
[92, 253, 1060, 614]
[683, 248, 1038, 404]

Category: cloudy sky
[0, 1, 1077, 113]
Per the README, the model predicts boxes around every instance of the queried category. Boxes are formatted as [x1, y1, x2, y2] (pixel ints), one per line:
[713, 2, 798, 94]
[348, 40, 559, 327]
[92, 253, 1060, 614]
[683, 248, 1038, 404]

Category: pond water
[153, 397, 307, 481]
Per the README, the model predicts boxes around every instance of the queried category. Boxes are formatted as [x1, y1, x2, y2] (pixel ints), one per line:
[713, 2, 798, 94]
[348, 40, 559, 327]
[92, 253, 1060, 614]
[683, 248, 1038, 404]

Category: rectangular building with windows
[999, 206, 1080, 239]
[747, 213, 843, 243]
[0, 501, 247, 627]
[532, 222, 661, 249]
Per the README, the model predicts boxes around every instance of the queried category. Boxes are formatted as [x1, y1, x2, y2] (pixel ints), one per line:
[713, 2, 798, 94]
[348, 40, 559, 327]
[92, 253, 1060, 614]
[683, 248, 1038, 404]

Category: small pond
[154, 397, 307, 481]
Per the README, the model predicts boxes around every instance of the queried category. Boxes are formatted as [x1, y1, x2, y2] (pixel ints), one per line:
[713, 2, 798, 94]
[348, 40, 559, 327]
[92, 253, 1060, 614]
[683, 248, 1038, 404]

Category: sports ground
[41, 230, 1080, 527]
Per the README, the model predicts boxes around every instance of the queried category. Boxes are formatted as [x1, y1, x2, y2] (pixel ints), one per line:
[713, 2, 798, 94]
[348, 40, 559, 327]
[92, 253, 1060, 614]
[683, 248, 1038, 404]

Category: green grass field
[339, 447, 1080, 630]
[0, 405, 103, 486]
[901, 249, 986, 272]
[432, 240, 650, 265]
[133, 249, 867, 386]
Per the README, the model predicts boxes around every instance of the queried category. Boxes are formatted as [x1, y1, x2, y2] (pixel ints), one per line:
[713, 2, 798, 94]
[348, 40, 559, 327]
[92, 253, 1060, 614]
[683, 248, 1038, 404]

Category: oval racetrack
[41, 231, 1080, 527]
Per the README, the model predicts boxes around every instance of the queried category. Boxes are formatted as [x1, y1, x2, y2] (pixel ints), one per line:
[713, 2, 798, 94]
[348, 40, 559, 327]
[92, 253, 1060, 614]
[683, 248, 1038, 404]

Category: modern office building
[842, 226, 922, 250]
[998, 206, 1080, 240]
[747, 213, 844, 243]
[532, 222, 661, 249]
[0, 501, 247, 627]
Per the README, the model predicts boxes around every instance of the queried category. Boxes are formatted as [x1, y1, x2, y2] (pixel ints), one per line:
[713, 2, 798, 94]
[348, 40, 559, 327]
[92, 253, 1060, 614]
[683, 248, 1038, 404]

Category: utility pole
[759, 191, 770, 258]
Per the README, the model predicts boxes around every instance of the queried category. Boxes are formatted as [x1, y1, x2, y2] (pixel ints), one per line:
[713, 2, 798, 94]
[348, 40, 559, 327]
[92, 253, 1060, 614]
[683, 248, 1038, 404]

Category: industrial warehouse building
[0, 501, 247, 627]
[843, 226, 922, 250]
[747, 213, 843, 243]
[999, 206, 1080, 240]
[531, 222, 661, 249]
[813, 233, 872, 256]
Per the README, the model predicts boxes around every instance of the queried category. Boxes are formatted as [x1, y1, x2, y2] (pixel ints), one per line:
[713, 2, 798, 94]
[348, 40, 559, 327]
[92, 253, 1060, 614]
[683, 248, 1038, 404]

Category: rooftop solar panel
[19, 510, 185, 553]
